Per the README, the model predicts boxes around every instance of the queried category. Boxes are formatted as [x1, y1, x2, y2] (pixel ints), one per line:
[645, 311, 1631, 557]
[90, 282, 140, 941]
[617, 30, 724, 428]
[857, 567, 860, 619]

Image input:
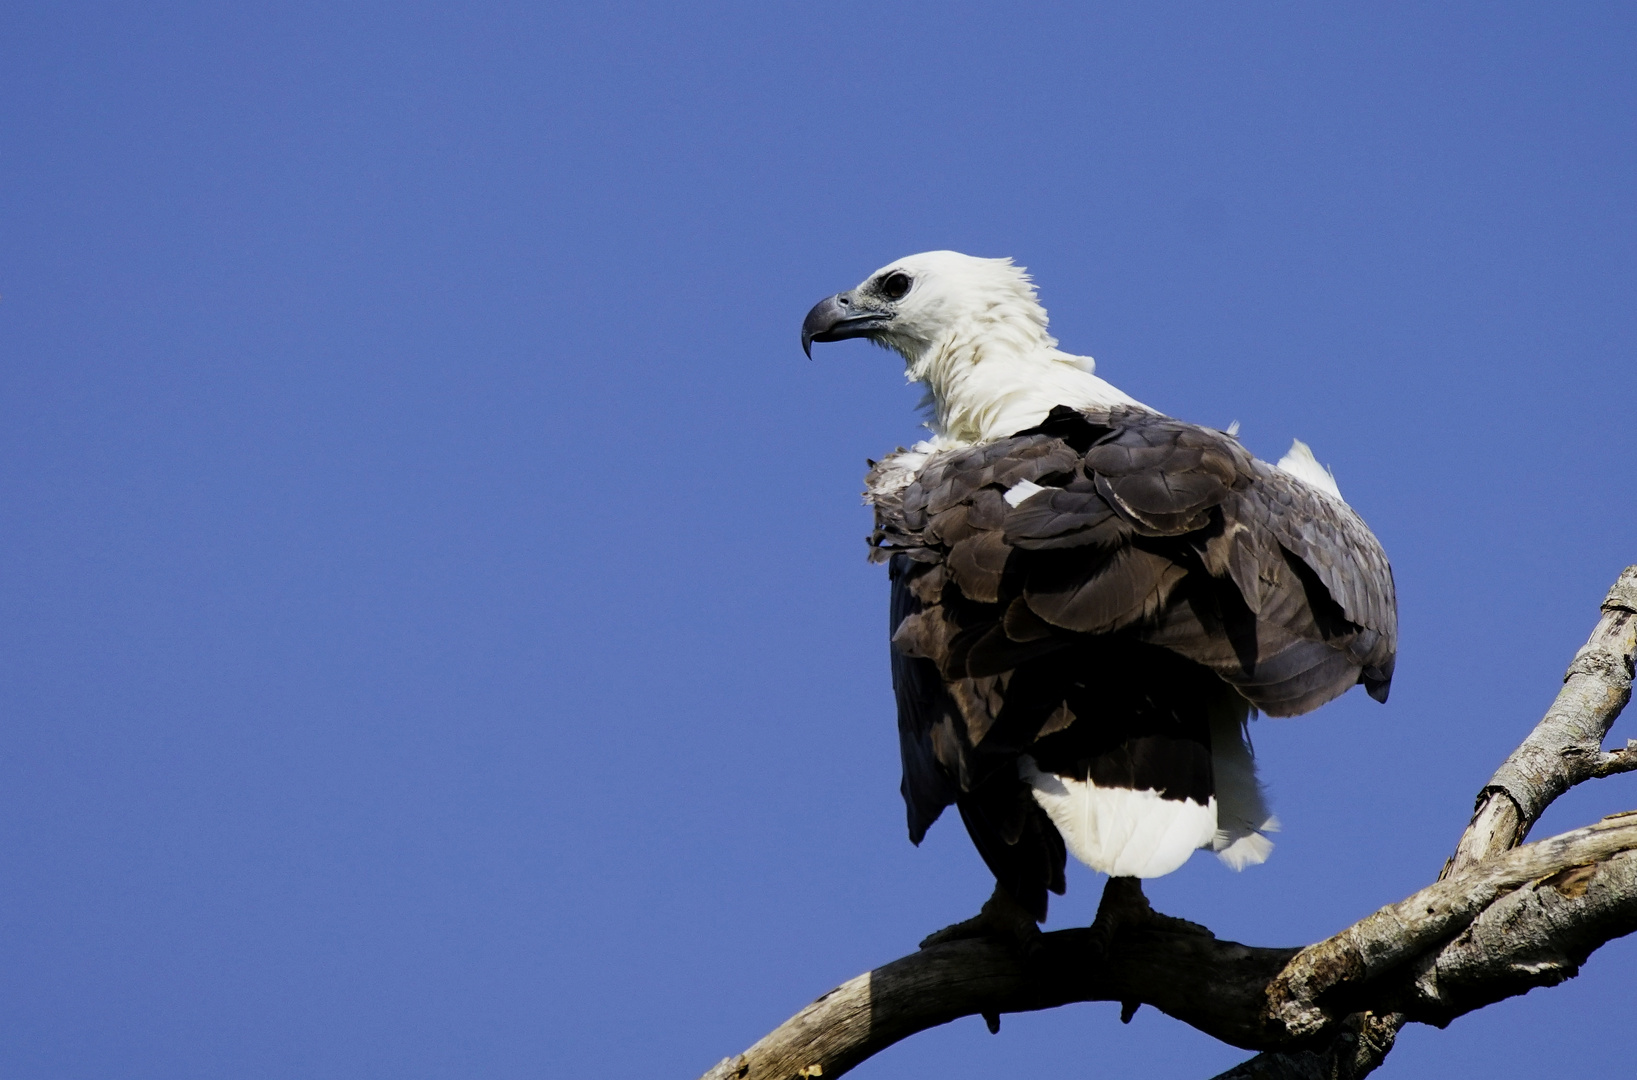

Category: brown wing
[868, 405, 1397, 912]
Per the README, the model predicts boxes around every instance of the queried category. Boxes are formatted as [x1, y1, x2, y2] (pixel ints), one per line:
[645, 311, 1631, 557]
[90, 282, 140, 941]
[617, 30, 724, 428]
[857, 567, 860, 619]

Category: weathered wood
[1207, 1012, 1400, 1080]
[697, 568, 1637, 1080]
[1395, 836, 1637, 1025]
[699, 928, 1301, 1080]
[1262, 814, 1637, 1038]
[696, 815, 1637, 1080]
[1447, 566, 1637, 876]
[1593, 740, 1637, 778]
[1227, 566, 1637, 1079]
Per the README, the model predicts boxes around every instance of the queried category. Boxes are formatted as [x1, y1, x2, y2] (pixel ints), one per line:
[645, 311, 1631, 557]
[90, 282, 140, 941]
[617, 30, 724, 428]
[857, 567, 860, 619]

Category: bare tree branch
[1394, 834, 1637, 1023]
[696, 568, 1637, 1080]
[1206, 1011, 1401, 1080]
[699, 818, 1637, 1080]
[1592, 740, 1637, 779]
[1263, 814, 1637, 1036]
[1221, 565, 1637, 1080]
[1446, 566, 1637, 876]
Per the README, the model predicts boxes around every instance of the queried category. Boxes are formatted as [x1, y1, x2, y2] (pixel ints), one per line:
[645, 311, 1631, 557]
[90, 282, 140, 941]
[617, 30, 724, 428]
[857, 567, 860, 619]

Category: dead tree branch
[1446, 566, 1637, 877]
[1221, 565, 1637, 1080]
[697, 567, 1637, 1080]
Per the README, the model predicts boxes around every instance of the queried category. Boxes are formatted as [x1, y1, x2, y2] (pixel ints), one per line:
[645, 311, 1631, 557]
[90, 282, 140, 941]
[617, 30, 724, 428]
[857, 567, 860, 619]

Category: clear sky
[2, 4, 1634, 1078]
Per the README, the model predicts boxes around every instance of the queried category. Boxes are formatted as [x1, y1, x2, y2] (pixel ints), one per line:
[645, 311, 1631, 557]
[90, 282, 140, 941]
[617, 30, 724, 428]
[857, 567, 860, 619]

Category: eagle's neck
[904, 316, 1144, 446]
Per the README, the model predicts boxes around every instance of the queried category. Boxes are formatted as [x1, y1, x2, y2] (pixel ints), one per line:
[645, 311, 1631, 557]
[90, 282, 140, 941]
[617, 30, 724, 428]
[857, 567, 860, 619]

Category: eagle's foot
[919, 885, 1041, 953]
[1088, 877, 1211, 960]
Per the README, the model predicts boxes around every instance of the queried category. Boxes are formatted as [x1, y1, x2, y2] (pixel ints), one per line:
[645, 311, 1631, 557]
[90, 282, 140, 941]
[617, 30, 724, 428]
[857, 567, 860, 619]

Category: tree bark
[697, 567, 1637, 1080]
[1447, 566, 1637, 876]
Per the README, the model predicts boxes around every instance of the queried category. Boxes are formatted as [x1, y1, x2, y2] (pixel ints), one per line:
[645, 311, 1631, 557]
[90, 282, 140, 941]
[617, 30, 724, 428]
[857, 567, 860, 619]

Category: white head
[803, 251, 1131, 444]
[802, 251, 1057, 378]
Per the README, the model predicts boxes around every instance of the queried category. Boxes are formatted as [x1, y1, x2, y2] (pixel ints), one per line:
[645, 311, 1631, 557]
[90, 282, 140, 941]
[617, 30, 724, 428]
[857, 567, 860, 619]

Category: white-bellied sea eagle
[802, 252, 1397, 938]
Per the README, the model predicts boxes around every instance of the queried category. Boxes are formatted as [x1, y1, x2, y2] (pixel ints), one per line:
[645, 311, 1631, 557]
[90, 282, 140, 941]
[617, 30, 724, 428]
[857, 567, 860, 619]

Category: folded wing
[869, 405, 1397, 915]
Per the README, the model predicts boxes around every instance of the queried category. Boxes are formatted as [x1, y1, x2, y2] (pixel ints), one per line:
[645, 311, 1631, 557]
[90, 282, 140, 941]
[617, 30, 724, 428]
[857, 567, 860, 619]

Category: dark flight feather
[869, 405, 1397, 919]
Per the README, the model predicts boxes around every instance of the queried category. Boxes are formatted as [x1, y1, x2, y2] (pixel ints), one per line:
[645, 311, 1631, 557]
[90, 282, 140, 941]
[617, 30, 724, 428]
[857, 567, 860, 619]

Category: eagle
[802, 252, 1397, 940]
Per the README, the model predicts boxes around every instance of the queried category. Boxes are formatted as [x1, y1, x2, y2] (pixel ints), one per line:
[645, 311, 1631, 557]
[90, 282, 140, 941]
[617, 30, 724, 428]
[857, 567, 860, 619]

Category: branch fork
[698, 568, 1637, 1080]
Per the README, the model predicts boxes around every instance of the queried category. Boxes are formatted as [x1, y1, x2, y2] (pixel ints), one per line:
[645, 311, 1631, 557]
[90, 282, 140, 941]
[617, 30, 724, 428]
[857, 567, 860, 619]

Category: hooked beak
[800, 293, 894, 358]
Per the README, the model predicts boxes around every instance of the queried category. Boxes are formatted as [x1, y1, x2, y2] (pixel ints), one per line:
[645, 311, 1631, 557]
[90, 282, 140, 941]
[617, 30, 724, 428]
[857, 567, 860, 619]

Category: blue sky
[2, 4, 1634, 1078]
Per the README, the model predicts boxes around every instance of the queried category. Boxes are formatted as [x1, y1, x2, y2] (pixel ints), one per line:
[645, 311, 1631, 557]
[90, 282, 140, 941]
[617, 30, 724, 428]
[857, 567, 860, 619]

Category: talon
[1088, 876, 1213, 957]
[919, 885, 1041, 952]
[982, 1011, 1000, 1034]
[1088, 876, 1145, 958]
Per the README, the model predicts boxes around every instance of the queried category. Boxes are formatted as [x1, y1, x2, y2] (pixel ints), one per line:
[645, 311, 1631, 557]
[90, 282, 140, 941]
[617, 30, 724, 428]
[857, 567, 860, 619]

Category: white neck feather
[901, 310, 1144, 446]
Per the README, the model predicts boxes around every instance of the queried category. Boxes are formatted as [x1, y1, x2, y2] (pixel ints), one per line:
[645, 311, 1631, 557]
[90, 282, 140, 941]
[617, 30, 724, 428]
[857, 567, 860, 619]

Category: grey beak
[801, 293, 894, 358]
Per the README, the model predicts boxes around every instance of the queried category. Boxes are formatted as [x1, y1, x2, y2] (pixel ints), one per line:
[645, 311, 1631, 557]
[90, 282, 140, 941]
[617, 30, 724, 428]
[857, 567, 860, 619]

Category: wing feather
[869, 406, 1397, 913]
[870, 405, 1398, 729]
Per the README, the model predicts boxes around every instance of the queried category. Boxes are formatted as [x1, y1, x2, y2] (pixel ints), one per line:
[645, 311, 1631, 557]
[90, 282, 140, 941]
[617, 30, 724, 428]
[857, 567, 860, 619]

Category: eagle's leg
[918, 884, 1041, 952]
[1088, 877, 1212, 959]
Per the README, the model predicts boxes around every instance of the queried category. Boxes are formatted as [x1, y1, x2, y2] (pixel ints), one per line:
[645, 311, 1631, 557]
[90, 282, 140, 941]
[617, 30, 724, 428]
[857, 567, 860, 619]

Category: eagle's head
[802, 251, 1130, 444]
[800, 251, 1055, 374]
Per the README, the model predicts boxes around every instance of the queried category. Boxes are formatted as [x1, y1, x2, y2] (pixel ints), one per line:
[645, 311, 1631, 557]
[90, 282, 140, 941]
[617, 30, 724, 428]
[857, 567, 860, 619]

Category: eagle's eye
[879, 272, 912, 300]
